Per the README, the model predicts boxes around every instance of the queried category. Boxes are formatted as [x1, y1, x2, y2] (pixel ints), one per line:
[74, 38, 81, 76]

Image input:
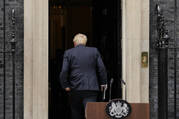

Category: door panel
[49, 0, 122, 118]
[92, 0, 122, 99]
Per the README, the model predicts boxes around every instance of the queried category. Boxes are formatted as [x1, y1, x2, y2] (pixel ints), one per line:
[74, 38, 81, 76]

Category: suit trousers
[69, 91, 98, 119]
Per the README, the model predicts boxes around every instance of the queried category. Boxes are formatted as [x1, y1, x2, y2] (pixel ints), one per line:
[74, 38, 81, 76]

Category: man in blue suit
[60, 33, 107, 119]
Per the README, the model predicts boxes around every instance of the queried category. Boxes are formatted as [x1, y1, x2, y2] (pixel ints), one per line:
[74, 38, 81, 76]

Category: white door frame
[24, 0, 48, 119]
[24, 0, 149, 118]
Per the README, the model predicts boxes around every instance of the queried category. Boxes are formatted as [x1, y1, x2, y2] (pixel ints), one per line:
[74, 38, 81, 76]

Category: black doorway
[48, 0, 122, 118]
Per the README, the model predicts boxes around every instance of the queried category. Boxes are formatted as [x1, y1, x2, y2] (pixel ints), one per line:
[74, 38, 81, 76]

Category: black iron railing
[155, 4, 178, 119]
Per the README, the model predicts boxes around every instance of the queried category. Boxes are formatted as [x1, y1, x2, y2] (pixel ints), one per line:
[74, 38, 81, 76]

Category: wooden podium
[85, 102, 149, 119]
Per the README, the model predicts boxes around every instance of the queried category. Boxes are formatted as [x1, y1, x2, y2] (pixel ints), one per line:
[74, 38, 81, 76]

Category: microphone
[120, 78, 126, 85]
[109, 78, 114, 101]
[102, 86, 107, 101]
[110, 78, 114, 85]
[120, 78, 127, 100]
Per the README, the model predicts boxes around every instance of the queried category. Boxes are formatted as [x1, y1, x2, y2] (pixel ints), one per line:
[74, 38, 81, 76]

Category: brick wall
[0, 0, 23, 119]
[150, 0, 179, 119]
[0, 1, 5, 119]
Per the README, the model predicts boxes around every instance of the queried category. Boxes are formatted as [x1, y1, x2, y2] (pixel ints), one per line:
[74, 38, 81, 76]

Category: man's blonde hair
[73, 33, 87, 45]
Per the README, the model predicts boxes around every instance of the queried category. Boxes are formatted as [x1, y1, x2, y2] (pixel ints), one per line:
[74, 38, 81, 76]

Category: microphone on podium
[102, 85, 107, 101]
[109, 78, 114, 101]
[110, 78, 114, 85]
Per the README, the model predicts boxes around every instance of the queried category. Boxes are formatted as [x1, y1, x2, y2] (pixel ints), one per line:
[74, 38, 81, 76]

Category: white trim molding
[24, 0, 48, 119]
[24, 0, 149, 118]
[122, 0, 149, 103]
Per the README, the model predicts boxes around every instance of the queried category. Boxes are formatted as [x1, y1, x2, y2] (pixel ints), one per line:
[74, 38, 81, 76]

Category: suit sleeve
[60, 51, 70, 89]
[96, 49, 107, 85]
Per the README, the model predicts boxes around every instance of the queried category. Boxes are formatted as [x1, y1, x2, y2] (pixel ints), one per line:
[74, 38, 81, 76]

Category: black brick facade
[0, 0, 23, 119]
[150, 0, 179, 119]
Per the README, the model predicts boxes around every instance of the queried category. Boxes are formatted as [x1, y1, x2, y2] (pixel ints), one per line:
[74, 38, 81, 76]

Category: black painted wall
[150, 0, 179, 119]
[0, 0, 23, 119]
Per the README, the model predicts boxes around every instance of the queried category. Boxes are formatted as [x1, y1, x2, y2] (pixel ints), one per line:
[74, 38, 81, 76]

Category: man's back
[60, 44, 107, 91]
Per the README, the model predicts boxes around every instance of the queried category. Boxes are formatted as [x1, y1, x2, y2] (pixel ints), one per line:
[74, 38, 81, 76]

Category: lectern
[85, 102, 149, 119]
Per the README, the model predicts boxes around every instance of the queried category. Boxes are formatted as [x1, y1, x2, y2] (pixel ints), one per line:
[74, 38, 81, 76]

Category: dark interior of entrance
[49, 0, 122, 118]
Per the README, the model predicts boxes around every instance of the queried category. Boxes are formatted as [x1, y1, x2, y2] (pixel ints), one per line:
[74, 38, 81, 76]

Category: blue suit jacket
[60, 44, 107, 91]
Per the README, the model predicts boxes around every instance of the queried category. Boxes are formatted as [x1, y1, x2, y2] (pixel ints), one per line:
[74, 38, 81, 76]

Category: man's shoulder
[63, 48, 74, 56]
[65, 46, 98, 54]
[85, 46, 97, 51]
[65, 48, 75, 53]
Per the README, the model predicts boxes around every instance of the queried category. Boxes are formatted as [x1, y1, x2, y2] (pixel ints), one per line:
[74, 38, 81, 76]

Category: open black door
[49, 0, 122, 118]
[92, 0, 122, 100]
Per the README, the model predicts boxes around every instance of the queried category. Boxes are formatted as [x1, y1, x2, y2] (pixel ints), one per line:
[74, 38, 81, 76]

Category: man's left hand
[101, 85, 107, 91]
[65, 87, 71, 92]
